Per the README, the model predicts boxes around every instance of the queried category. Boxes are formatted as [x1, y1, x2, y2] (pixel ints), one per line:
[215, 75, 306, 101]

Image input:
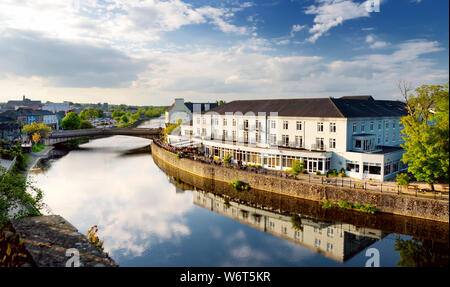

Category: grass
[322, 200, 377, 214]
[31, 143, 45, 153]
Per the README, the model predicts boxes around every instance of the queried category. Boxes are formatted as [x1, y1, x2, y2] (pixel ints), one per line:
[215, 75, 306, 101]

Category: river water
[29, 118, 449, 267]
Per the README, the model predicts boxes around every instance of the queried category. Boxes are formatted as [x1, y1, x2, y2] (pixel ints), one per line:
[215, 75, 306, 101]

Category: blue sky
[0, 0, 448, 105]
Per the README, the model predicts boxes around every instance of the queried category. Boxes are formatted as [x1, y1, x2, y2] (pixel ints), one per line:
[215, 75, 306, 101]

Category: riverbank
[151, 141, 449, 223]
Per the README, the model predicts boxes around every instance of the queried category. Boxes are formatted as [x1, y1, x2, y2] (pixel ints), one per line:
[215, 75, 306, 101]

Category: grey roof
[207, 96, 407, 118]
[167, 102, 219, 113]
[0, 109, 55, 119]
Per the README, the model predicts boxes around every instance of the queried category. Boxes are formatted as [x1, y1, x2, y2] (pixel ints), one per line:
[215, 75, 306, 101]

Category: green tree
[61, 112, 81, 130]
[120, 115, 129, 123]
[22, 122, 52, 139]
[97, 109, 104, 118]
[80, 120, 94, 129]
[394, 237, 449, 267]
[399, 82, 449, 190]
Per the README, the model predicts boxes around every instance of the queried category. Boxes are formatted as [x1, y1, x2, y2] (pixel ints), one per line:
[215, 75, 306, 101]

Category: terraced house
[178, 95, 408, 182]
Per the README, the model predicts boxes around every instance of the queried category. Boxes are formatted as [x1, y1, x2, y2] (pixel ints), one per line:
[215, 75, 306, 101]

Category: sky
[0, 0, 448, 106]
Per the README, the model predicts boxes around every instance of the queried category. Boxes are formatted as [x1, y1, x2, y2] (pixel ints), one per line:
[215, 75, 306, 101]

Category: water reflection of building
[193, 190, 387, 262]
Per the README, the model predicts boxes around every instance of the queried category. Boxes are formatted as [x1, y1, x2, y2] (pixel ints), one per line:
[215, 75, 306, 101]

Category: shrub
[322, 200, 334, 209]
[228, 180, 250, 191]
[316, 170, 321, 175]
[396, 173, 411, 188]
[338, 201, 350, 208]
[176, 152, 182, 159]
[223, 153, 232, 164]
[291, 215, 303, 231]
[338, 172, 345, 177]
[291, 160, 305, 175]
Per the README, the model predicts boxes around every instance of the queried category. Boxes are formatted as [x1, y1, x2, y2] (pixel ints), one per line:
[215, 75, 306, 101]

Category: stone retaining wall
[152, 142, 449, 223]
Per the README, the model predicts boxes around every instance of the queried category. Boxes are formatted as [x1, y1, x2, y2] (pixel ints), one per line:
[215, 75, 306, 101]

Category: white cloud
[0, 0, 251, 48]
[370, 41, 388, 49]
[366, 34, 375, 43]
[305, 0, 371, 43]
[290, 24, 307, 37]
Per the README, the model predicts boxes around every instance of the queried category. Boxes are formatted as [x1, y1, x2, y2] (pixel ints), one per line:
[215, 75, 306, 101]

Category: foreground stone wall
[152, 143, 449, 223]
[8, 215, 118, 267]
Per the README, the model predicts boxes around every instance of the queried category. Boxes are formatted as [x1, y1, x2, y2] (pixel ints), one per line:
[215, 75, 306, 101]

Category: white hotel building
[176, 96, 408, 182]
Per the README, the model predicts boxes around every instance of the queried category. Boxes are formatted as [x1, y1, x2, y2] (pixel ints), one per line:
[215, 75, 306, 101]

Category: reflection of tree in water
[394, 237, 449, 267]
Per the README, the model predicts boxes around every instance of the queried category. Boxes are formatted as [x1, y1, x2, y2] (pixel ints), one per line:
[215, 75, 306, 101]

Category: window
[256, 131, 261, 143]
[393, 120, 396, 129]
[316, 138, 324, 149]
[329, 122, 336, 133]
[244, 120, 249, 129]
[244, 131, 248, 143]
[327, 227, 334, 237]
[196, 118, 200, 124]
[232, 119, 236, 126]
[232, 131, 236, 141]
[282, 135, 289, 146]
[214, 118, 219, 126]
[329, 138, 336, 149]
[283, 120, 289, 129]
[363, 162, 381, 175]
[196, 128, 200, 135]
[392, 133, 395, 142]
[296, 121, 302, 130]
[355, 140, 362, 148]
[201, 128, 206, 136]
[223, 118, 227, 126]
[314, 238, 321, 247]
[385, 120, 389, 129]
[327, 243, 333, 252]
[353, 122, 357, 133]
[384, 162, 391, 175]
[385, 134, 389, 143]
[270, 120, 276, 129]
[370, 121, 374, 131]
[255, 120, 259, 130]
[295, 136, 303, 148]
[377, 136, 381, 145]
[361, 122, 365, 132]
[378, 120, 382, 130]
[346, 160, 359, 172]
[270, 134, 277, 145]
[317, 122, 324, 132]
[202, 118, 206, 125]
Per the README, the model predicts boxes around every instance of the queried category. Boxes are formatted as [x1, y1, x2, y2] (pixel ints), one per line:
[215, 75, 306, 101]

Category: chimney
[175, 98, 184, 107]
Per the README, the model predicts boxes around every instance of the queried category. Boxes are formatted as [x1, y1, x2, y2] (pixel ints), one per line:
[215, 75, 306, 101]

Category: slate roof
[207, 96, 407, 118]
[0, 109, 55, 119]
[167, 102, 219, 113]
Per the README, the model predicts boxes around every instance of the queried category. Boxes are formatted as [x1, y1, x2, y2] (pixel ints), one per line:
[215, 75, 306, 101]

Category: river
[28, 118, 449, 267]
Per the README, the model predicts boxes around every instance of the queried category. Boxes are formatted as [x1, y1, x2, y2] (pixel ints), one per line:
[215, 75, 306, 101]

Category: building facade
[42, 103, 71, 113]
[177, 96, 408, 181]
[0, 109, 59, 130]
[0, 115, 20, 142]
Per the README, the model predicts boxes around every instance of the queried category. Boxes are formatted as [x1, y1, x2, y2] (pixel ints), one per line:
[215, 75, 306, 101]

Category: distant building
[0, 109, 59, 130]
[5, 95, 42, 110]
[0, 115, 20, 142]
[42, 103, 71, 113]
[165, 98, 218, 125]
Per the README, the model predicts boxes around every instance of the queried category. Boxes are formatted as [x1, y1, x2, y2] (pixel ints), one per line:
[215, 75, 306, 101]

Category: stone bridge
[45, 127, 163, 145]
